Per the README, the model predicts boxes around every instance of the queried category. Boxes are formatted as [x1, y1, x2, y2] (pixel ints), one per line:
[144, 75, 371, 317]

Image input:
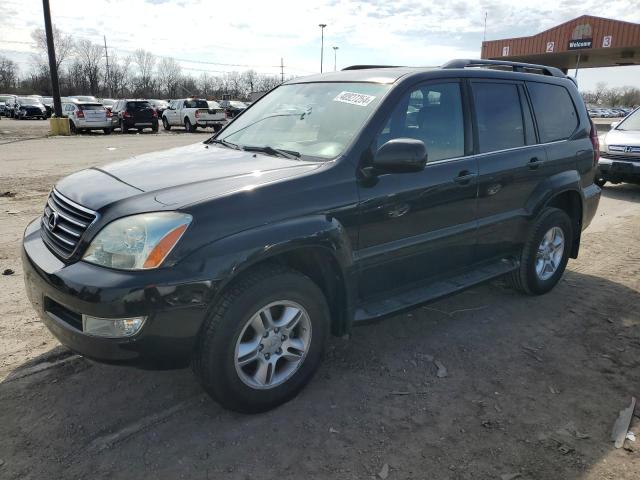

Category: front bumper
[598, 156, 640, 184]
[22, 219, 214, 368]
[18, 109, 46, 118]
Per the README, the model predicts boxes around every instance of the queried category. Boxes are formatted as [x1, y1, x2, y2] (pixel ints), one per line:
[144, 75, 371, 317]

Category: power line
[1, 35, 315, 74]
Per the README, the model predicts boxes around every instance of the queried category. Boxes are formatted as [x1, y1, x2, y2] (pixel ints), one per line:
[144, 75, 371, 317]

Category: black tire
[152, 123, 159, 133]
[192, 264, 330, 413]
[103, 128, 112, 135]
[162, 117, 171, 131]
[137, 128, 144, 133]
[184, 117, 195, 133]
[594, 177, 606, 188]
[69, 121, 77, 134]
[119, 120, 127, 134]
[507, 207, 573, 295]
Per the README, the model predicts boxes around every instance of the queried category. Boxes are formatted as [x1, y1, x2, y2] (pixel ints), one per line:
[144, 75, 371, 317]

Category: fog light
[82, 315, 146, 338]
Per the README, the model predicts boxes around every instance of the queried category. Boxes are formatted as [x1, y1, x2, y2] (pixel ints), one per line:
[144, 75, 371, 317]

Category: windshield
[618, 108, 640, 131]
[18, 98, 42, 106]
[218, 82, 390, 160]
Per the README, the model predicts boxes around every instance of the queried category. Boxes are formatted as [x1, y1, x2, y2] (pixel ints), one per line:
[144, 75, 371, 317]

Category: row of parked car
[0, 93, 250, 134]
[587, 106, 635, 118]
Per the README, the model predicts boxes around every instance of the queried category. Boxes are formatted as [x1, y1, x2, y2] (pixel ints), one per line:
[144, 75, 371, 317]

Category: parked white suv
[162, 98, 226, 132]
[62, 101, 113, 134]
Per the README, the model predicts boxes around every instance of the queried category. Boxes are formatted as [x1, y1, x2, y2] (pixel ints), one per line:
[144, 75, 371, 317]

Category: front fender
[183, 214, 355, 295]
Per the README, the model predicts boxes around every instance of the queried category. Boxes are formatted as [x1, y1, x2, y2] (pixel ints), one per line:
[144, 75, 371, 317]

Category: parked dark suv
[111, 99, 158, 133]
[22, 60, 600, 413]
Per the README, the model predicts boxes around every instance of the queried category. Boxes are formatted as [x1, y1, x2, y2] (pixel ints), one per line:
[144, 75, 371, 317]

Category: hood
[604, 128, 640, 150]
[56, 142, 323, 210]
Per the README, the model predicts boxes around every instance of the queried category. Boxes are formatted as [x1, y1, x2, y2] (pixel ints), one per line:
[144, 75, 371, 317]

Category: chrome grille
[41, 189, 97, 259]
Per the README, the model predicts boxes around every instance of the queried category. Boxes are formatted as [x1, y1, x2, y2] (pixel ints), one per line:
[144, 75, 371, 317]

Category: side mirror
[610, 121, 619, 129]
[373, 138, 427, 173]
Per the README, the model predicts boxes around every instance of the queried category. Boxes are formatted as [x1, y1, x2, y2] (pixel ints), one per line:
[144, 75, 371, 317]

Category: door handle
[454, 170, 477, 184]
[528, 157, 542, 169]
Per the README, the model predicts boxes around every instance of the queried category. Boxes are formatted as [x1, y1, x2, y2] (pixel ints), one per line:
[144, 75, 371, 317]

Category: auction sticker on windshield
[333, 91, 376, 106]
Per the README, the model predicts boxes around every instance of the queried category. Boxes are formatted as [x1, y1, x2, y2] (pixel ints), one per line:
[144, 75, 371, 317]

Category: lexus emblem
[48, 211, 59, 230]
[625, 146, 633, 153]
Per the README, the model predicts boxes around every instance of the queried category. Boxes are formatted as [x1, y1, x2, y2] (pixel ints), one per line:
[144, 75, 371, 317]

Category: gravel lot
[0, 122, 639, 479]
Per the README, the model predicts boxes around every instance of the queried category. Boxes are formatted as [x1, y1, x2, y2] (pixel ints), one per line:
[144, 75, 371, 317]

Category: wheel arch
[544, 189, 583, 258]
[190, 216, 356, 337]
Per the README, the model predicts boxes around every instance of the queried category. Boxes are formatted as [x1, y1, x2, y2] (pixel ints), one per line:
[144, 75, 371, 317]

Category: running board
[354, 258, 518, 323]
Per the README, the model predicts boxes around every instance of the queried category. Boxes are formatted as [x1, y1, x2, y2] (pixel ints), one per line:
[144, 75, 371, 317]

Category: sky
[1, 0, 639, 91]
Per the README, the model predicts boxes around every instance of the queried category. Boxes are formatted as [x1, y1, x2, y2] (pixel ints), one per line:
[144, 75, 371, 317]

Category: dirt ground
[0, 121, 639, 480]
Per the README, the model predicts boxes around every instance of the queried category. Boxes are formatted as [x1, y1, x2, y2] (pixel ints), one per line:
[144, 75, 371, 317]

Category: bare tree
[133, 49, 156, 96]
[0, 55, 19, 90]
[31, 25, 75, 71]
[75, 39, 103, 94]
[157, 57, 182, 98]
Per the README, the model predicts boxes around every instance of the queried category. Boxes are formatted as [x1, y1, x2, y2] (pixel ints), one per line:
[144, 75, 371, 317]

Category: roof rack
[342, 65, 401, 71]
[441, 59, 567, 78]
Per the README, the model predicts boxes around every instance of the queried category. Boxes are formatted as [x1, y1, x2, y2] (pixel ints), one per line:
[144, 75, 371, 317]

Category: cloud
[1, 0, 639, 88]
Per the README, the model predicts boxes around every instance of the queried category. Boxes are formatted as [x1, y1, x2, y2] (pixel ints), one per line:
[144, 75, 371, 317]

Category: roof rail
[342, 65, 401, 71]
[441, 59, 567, 79]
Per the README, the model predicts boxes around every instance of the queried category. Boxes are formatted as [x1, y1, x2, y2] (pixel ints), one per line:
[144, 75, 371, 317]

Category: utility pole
[319, 23, 327, 73]
[333, 46, 339, 71]
[280, 57, 284, 83]
[483, 12, 487, 42]
[42, 0, 62, 118]
[103, 35, 111, 97]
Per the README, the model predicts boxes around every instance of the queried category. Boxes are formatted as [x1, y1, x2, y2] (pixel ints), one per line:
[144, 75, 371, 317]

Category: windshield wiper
[208, 138, 242, 150]
[242, 145, 301, 160]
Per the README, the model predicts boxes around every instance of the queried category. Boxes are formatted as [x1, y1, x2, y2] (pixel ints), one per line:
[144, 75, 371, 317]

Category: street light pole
[332, 46, 339, 71]
[318, 23, 327, 73]
[42, 0, 62, 118]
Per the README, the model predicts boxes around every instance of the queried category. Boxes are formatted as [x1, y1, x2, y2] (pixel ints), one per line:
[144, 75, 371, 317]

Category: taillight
[589, 119, 599, 166]
[76, 110, 85, 118]
[152, 109, 158, 118]
[195, 110, 200, 118]
[105, 109, 112, 118]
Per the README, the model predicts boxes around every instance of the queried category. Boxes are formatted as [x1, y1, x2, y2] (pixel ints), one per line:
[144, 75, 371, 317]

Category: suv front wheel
[192, 264, 330, 413]
[508, 207, 573, 295]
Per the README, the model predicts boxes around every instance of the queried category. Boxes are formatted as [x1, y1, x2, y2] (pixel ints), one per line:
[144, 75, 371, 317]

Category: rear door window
[472, 82, 525, 153]
[526, 82, 578, 143]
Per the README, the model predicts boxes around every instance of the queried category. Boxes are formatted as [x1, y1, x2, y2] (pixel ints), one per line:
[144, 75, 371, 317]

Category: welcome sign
[568, 38, 592, 50]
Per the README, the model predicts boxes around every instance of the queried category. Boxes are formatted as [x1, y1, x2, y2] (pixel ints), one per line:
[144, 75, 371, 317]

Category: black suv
[22, 60, 600, 413]
[111, 99, 159, 133]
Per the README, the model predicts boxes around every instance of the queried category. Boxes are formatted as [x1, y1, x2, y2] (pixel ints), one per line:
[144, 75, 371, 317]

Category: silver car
[62, 101, 114, 134]
[597, 107, 640, 186]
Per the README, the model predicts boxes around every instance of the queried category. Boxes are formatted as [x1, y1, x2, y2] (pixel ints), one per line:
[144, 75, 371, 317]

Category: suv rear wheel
[508, 207, 572, 295]
[192, 264, 329, 413]
[162, 117, 171, 131]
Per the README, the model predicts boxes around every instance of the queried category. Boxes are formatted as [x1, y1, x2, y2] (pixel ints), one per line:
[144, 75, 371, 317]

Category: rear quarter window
[527, 82, 578, 143]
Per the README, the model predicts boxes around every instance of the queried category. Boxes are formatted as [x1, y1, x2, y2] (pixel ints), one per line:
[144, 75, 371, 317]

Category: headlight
[83, 212, 192, 270]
